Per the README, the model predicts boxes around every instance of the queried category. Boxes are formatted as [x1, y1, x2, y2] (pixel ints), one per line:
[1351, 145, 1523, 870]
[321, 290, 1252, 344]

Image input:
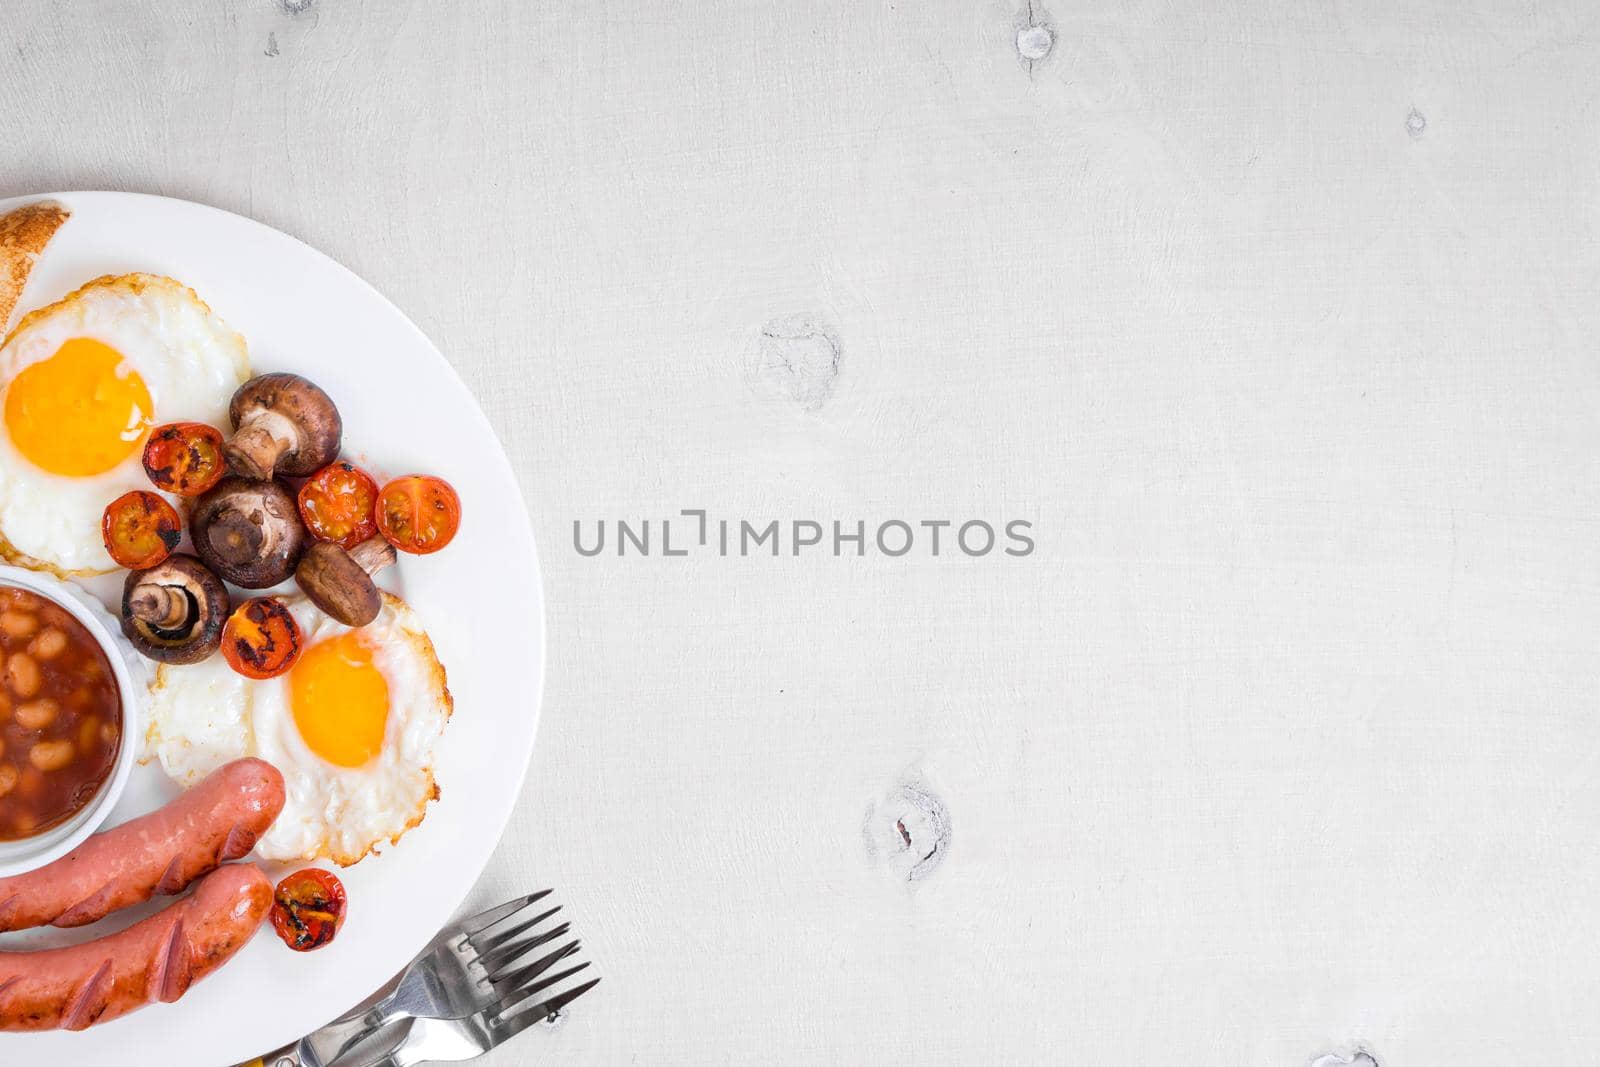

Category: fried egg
[145, 592, 452, 866]
[0, 274, 249, 574]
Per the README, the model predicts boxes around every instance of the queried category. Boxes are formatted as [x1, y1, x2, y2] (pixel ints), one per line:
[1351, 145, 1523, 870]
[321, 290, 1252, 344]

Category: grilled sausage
[0, 758, 284, 931]
[0, 863, 271, 1031]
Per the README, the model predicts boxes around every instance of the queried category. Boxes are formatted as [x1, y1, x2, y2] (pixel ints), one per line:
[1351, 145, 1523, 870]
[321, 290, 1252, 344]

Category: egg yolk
[289, 631, 389, 768]
[4, 338, 154, 477]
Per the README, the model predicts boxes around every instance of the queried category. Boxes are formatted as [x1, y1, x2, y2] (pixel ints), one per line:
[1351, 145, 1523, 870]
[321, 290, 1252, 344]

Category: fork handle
[257, 1005, 403, 1067]
[308, 1005, 410, 1066]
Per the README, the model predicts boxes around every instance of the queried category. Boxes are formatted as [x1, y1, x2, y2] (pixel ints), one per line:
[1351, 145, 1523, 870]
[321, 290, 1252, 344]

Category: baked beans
[0, 586, 120, 840]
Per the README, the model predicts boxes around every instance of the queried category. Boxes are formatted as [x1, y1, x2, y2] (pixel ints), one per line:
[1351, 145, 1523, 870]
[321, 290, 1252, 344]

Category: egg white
[145, 591, 451, 866]
[0, 274, 249, 574]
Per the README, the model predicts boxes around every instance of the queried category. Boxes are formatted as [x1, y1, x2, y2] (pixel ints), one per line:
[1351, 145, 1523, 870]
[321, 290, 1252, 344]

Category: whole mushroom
[295, 537, 396, 627]
[223, 373, 342, 480]
[120, 554, 230, 664]
[190, 476, 310, 589]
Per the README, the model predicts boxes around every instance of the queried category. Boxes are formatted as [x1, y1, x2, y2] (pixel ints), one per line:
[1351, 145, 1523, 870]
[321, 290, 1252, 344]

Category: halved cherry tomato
[221, 597, 303, 679]
[270, 868, 347, 952]
[101, 490, 181, 569]
[375, 475, 461, 555]
[297, 462, 379, 550]
[142, 422, 226, 497]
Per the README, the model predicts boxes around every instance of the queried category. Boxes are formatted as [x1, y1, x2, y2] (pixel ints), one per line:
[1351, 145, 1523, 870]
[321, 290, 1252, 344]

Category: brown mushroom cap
[295, 537, 396, 627]
[224, 373, 343, 479]
[190, 476, 310, 588]
[120, 554, 230, 664]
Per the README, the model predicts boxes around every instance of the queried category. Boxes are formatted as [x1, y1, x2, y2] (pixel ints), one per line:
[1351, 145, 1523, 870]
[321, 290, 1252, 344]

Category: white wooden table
[6, 2, 1600, 1064]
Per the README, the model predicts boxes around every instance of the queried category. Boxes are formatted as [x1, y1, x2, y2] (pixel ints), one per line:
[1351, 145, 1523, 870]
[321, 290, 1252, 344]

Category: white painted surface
[4, 2, 1600, 1064]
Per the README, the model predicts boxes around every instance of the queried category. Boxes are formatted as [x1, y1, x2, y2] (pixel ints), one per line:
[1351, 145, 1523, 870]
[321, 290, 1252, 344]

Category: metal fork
[344, 971, 601, 1067]
[264, 890, 579, 1067]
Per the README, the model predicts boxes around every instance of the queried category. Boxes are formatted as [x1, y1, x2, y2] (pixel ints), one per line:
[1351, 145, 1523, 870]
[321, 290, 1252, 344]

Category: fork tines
[464, 891, 599, 1023]
[491, 967, 601, 1028]
[460, 889, 553, 940]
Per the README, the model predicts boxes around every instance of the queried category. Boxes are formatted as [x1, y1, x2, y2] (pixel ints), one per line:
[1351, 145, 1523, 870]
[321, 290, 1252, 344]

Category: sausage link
[0, 758, 285, 931]
[0, 864, 271, 1031]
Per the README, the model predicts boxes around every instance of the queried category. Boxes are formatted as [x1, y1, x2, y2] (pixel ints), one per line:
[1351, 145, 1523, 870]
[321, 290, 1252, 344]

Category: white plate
[0, 192, 545, 1065]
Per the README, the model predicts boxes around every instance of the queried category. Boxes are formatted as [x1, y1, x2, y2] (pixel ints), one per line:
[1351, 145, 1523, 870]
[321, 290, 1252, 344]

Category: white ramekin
[0, 564, 143, 878]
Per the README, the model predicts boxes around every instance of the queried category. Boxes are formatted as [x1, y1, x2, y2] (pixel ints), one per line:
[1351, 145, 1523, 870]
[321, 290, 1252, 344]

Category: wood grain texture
[6, 1, 1600, 1063]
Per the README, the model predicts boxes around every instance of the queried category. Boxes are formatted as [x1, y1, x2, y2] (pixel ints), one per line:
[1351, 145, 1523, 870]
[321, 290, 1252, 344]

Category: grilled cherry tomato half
[375, 475, 461, 555]
[297, 461, 380, 551]
[270, 868, 347, 952]
[101, 490, 181, 569]
[221, 596, 303, 680]
[142, 422, 227, 497]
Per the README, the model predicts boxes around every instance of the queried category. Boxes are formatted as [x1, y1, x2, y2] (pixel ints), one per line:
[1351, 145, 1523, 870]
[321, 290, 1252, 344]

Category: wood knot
[748, 313, 842, 412]
[863, 781, 951, 882]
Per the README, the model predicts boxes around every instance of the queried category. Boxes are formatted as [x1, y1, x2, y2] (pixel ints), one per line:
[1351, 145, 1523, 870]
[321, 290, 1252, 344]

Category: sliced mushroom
[191, 476, 310, 588]
[295, 536, 396, 627]
[223, 373, 343, 480]
[120, 554, 230, 664]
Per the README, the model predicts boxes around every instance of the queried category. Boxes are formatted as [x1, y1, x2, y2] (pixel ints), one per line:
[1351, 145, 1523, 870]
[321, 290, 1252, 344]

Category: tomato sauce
[0, 586, 121, 840]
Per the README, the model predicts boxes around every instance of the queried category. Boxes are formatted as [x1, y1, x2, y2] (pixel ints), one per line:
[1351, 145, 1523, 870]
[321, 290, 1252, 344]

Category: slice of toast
[0, 200, 70, 334]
